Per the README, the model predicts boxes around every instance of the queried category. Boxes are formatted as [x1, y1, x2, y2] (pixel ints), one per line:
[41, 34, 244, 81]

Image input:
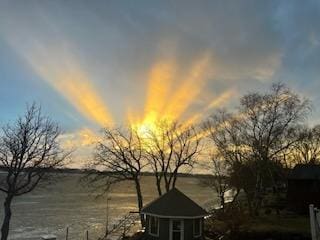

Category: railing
[310, 204, 320, 240]
[43, 212, 141, 240]
[100, 211, 141, 240]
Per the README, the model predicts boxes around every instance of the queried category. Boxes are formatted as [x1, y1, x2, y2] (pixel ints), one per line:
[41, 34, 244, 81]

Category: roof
[288, 164, 320, 180]
[141, 188, 208, 218]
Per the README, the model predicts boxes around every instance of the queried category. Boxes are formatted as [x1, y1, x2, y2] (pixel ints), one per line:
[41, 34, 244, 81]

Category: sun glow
[130, 53, 214, 136]
[133, 111, 160, 138]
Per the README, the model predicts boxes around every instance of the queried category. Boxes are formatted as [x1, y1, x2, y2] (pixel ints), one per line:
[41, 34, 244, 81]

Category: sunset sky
[0, 0, 319, 167]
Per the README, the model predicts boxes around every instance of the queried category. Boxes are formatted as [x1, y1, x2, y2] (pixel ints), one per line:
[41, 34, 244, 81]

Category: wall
[144, 215, 204, 240]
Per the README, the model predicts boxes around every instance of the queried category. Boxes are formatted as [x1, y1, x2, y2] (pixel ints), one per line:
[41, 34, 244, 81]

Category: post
[65, 227, 69, 240]
[86, 230, 89, 240]
[310, 204, 317, 240]
[105, 197, 109, 237]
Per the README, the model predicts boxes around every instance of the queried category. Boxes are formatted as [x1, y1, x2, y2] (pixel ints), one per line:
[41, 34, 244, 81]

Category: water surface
[0, 173, 216, 239]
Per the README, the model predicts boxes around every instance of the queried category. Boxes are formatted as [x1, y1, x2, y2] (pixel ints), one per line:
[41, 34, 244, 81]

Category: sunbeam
[131, 53, 212, 135]
[165, 53, 211, 121]
[5, 36, 114, 127]
[34, 61, 114, 127]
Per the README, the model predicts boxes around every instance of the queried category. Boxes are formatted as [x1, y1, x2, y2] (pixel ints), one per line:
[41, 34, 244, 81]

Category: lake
[0, 173, 217, 240]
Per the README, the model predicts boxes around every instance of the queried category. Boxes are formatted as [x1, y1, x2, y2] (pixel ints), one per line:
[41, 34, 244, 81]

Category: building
[287, 164, 320, 212]
[141, 188, 208, 240]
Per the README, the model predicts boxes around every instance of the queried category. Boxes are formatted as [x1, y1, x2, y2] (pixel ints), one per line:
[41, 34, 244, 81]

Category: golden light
[133, 111, 159, 138]
[165, 53, 211, 121]
[143, 60, 176, 121]
[5, 26, 235, 145]
[60, 128, 101, 149]
[182, 89, 236, 128]
[27, 50, 114, 127]
[207, 89, 236, 109]
[130, 53, 213, 137]
[4, 27, 114, 127]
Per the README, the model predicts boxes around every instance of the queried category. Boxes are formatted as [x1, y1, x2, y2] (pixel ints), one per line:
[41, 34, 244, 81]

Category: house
[140, 188, 208, 240]
[287, 164, 320, 212]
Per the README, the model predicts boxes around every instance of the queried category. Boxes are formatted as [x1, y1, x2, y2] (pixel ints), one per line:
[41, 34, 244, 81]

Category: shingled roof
[141, 188, 208, 218]
[289, 164, 320, 180]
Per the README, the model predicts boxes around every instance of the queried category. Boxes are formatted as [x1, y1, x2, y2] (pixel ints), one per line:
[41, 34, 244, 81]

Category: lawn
[245, 211, 310, 237]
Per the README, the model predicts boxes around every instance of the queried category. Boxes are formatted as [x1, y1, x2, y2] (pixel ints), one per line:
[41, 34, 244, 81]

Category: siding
[144, 215, 204, 240]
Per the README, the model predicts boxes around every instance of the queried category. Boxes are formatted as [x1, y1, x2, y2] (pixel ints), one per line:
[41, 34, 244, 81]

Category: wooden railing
[100, 211, 141, 240]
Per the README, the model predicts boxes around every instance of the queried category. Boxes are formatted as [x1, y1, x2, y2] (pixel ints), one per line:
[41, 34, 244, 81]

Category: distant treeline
[0, 165, 212, 178]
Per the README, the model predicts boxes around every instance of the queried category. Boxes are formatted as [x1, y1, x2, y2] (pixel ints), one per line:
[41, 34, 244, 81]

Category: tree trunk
[156, 178, 162, 196]
[165, 182, 170, 192]
[1, 194, 13, 240]
[172, 173, 178, 189]
[164, 174, 170, 192]
[154, 172, 162, 196]
[165, 171, 177, 192]
[220, 194, 225, 211]
[253, 171, 263, 216]
[134, 178, 145, 227]
[244, 189, 254, 215]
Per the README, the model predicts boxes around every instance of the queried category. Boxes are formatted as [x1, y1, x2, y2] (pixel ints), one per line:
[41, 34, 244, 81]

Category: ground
[245, 211, 310, 236]
[205, 208, 311, 240]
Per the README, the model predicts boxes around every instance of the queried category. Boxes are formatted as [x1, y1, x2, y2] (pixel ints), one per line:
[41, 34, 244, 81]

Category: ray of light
[144, 60, 176, 120]
[1, 15, 114, 127]
[164, 54, 211, 121]
[206, 89, 236, 110]
[9, 39, 114, 127]
[129, 60, 176, 137]
[36, 63, 114, 127]
[182, 89, 236, 129]
[130, 53, 212, 137]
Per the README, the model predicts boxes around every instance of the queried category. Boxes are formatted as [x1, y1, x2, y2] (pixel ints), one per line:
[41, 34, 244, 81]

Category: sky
[0, 0, 319, 168]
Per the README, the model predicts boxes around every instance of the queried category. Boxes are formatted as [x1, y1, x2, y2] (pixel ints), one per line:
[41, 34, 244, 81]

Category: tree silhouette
[0, 104, 67, 240]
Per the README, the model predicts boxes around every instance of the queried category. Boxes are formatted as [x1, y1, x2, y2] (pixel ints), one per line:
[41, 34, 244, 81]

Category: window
[149, 216, 159, 236]
[170, 219, 183, 240]
[193, 219, 201, 237]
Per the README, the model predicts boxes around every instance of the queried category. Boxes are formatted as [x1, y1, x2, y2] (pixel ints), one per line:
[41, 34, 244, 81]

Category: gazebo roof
[141, 188, 208, 218]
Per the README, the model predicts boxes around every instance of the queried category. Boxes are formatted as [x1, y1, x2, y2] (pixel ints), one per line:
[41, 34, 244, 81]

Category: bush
[204, 202, 249, 239]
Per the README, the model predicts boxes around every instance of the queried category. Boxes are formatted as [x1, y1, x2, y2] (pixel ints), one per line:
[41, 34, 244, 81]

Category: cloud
[59, 128, 100, 168]
[60, 128, 100, 149]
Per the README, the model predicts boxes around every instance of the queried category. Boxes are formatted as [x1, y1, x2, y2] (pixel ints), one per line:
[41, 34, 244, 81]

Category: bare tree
[0, 104, 67, 240]
[144, 121, 201, 195]
[239, 83, 310, 214]
[204, 110, 250, 209]
[202, 157, 231, 210]
[205, 83, 310, 215]
[91, 127, 147, 226]
[291, 125, 320, 165]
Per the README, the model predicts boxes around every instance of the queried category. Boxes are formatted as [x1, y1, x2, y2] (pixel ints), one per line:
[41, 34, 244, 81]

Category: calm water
[0, 173, 216, 240]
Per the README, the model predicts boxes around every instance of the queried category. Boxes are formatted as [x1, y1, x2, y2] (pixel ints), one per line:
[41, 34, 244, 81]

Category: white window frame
[169, 219, 184, 240]
[193, 218, 202, 238]
[148, 216, 159, 237]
